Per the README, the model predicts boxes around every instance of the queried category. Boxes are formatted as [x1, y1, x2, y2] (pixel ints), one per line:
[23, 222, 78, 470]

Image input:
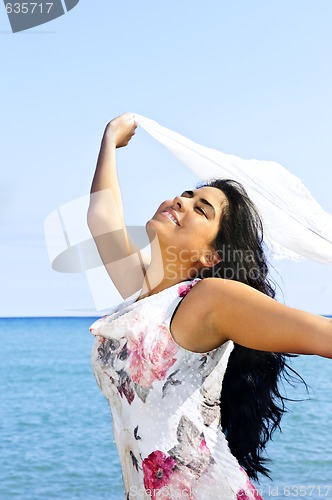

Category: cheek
[197, 222, 220, 247]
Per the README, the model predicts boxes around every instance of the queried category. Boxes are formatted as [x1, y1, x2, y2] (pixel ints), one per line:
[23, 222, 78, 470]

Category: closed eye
[196, 206, 207, 217]
[180, 190, 215, 219]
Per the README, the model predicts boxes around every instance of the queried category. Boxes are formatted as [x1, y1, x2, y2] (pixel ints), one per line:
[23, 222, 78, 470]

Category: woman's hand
[104, 112, 138, 148]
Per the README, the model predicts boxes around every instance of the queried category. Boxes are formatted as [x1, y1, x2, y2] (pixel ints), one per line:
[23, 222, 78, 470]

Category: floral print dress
[90, 279, 263, 500]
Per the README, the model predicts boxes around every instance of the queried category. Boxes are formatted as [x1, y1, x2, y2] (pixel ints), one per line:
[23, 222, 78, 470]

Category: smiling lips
[161, 209, 180, 226]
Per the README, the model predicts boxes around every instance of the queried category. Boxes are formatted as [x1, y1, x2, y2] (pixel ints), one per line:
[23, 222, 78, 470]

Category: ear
[200, 249, 221, 268]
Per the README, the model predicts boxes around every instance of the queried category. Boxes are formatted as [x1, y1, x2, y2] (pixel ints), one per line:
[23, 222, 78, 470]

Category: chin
[145, 219, 157, 240]
[146, 218, 170, 245]
[146, 216, 163, 231]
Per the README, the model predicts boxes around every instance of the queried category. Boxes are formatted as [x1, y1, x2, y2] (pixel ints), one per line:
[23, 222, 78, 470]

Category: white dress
[90, 279, 264, 500]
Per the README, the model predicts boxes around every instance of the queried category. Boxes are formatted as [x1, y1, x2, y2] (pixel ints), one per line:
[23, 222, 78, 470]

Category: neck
[137, 238, 198, 299]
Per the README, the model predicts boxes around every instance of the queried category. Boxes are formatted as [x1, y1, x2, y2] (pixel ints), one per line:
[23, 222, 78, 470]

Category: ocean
[1, 317, 331, 500]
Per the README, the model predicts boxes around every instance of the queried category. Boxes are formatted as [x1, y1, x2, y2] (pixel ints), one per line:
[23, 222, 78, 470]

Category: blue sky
[1, 0, 332, 316]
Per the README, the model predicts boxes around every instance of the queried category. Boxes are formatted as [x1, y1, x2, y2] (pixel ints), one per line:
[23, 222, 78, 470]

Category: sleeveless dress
[90, 279, 264, 500]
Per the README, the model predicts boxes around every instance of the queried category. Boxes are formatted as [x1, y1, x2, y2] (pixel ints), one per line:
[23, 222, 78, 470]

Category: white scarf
[134, 114, 332, 264]
[44, 115, 332, 309]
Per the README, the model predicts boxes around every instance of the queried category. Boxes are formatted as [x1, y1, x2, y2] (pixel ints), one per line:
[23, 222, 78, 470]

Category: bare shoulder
[170, 278, 232, 352]
[174, 277, 332, 357]
[174, 277, 243, 315]
[170, 277, 273, 352]
[180, 277, 253, 304]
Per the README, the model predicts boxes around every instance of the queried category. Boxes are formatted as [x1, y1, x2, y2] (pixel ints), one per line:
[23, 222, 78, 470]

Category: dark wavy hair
[198, 178, 308, 481]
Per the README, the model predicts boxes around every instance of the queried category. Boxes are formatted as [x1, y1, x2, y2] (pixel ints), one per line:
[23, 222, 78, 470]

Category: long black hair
[198, 178, 308, 481]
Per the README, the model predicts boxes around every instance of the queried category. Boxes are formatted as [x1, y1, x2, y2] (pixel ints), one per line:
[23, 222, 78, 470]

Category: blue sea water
[1, 317, 331, 500]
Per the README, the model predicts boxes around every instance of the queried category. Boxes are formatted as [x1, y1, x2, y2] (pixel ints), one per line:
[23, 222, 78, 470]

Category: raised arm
[87, 113, 150, 298]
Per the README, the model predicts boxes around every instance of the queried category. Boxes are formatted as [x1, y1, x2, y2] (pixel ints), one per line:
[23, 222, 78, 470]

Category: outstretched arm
[172, 278, 332, 357]
[207, 278, 332, 357]
[87, 113, 150, 298]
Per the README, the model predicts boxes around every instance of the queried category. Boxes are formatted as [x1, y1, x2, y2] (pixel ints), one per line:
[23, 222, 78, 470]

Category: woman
[88, 113, 332, 500]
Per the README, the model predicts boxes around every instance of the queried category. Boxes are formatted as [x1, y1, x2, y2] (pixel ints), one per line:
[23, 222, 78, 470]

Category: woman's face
[147, 186, 228, 267]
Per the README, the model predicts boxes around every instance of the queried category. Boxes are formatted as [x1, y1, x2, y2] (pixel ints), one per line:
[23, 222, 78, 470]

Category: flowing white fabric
[44, 114, 332, 310]
[134, 114, 332, 264]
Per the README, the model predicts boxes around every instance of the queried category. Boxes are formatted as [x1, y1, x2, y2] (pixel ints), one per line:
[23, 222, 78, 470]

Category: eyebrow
[182, 190, 216, 218]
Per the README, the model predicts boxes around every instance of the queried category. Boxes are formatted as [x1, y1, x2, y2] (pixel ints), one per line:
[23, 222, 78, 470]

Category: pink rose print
[143, 450, 177, 499]
[178, 279, 200, 298]
[199, 438, 210, 454]
[145, 418, 212, 499]
[246, 477, 263, 500]
[127, 325, 177, 388]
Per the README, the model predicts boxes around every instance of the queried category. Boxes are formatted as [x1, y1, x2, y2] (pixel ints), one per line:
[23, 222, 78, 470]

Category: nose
[171, 195, 187, 212]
